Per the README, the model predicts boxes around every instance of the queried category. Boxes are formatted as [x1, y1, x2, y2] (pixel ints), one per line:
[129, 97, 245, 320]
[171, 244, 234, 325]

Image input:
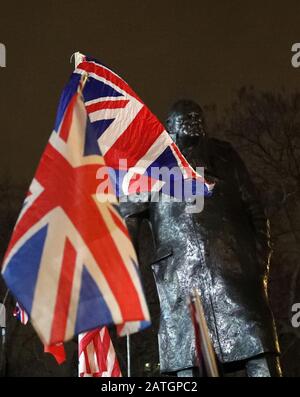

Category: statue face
[172, 110, 205, 139]
[166, 101, 206, 142]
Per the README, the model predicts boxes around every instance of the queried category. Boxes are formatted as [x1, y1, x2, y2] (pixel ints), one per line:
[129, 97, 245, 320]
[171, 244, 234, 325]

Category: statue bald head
[166, 100, 206, 141]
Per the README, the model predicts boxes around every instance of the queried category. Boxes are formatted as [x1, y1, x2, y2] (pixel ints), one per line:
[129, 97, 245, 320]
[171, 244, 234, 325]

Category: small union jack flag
[13, 302, 29, 325]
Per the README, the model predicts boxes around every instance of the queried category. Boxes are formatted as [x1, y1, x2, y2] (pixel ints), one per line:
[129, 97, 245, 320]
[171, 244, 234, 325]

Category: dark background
[0, 1, 300, 377]
[0, 1, 300, 182]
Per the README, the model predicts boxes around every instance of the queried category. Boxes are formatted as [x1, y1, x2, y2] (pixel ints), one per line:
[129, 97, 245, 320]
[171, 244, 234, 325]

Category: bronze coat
[121, 138, 280, 373]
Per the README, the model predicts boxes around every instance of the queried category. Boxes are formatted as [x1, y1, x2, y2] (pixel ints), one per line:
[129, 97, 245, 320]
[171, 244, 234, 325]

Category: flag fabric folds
[2, 52, 212, 347]
[79, 327, 121, 377]
[71, 53, 214, 198]
[2, 77, 150, 345]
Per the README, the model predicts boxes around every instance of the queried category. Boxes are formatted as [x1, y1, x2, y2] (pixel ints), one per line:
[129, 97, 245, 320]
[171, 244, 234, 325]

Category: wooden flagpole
[190, 289, 219, 377]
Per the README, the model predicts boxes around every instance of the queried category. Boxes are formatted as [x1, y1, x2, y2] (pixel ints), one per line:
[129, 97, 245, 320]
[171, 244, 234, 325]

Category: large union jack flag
[2, 71, 150, 345]
[2, 53, 212, 346]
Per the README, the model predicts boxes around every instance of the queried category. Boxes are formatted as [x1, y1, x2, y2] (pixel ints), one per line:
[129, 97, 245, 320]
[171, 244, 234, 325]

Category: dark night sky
[1, 1, 300, 183]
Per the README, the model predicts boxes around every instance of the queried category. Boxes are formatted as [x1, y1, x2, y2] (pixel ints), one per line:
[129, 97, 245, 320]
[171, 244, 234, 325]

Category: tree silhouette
[211, 87, 300, 376]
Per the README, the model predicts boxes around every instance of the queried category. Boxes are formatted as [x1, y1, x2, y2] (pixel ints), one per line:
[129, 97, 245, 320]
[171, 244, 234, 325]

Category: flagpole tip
[70, 52, 85, 69]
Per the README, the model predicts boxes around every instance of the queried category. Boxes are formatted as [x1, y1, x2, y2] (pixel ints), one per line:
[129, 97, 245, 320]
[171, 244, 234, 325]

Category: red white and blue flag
[13, 302, 29, 325]
[2, 53, 212, 346]
[2, 71, 150, 345]
[72, 53, 214, 198]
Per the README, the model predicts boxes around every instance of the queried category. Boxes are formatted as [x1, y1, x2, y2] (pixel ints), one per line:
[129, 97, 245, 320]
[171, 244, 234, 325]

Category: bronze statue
[121, 100, 281, 377]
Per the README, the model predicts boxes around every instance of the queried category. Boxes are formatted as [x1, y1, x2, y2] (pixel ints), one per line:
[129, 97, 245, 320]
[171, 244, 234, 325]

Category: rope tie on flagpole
[78, 73, 89, 96]
[70, 52, 76, 65]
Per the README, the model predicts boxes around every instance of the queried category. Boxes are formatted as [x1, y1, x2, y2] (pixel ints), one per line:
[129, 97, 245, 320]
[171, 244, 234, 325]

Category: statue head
[166, 100, 206, 144]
